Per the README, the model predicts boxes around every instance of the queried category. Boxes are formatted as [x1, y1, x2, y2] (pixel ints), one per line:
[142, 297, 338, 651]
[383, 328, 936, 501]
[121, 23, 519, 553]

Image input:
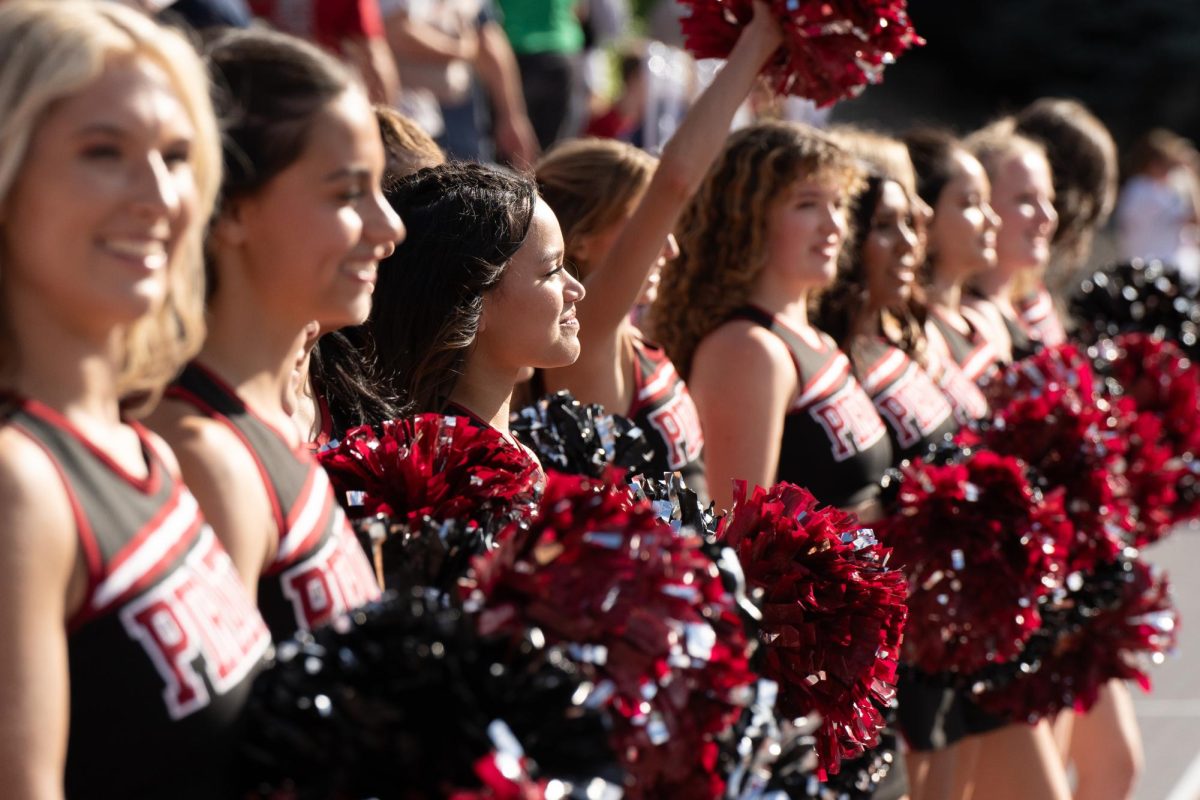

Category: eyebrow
[322, 166, 372, 183]
[543, 249, 564, 264]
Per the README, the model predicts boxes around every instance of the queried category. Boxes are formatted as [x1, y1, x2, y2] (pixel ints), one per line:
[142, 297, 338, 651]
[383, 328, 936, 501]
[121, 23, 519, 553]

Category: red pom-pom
[716, 482, 907, 776]
[469, 470, 755, 799]
[961, 382, 1132, 573]
[977, 558, 1179, 720]
[678, 0, 923, 106]
[1100, 333, 1200, 537]
[875, 449, 1073, 675]
[980, 343, 1096, 411]
[318, 414, 542, 527]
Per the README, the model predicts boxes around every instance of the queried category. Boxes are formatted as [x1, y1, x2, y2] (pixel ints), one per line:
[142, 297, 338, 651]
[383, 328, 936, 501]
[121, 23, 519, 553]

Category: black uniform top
[627, 336, 707, 500]
[166, 364, 380, 642]
[3, 396, 270, 799]
[728, 307, 893, 509]
[854, 338, 959, 462]
[967, 294, 1039, 362]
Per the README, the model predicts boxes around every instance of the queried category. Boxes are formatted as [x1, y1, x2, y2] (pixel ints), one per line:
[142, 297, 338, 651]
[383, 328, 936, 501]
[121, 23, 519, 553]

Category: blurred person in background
[1116, 128, 1200, 287]
[248, 0, 401, 105]
[495, 0, 586, 149]
[382, 0, 539, 165]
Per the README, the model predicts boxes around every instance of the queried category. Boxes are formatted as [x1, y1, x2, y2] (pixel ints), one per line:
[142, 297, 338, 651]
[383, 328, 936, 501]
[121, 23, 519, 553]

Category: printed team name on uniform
[797, 351, 888, 462]
[280, 506, 381, 631]
[631, 342, 704, 471]
[119, 520, 271, 721]
[861, 348, 955, 451]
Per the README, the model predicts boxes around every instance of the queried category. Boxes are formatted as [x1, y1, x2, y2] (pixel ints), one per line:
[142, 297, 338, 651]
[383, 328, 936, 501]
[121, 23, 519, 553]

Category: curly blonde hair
[535, 137, 656, 273]
[649, 121, 862, 379]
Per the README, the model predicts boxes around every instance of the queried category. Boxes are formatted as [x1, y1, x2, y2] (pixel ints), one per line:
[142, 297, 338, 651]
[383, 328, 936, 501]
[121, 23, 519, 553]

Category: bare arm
[575, 2, 783, 345]
[343, 35, 403, 105]
[476, 20, 539, 167]
[688, 323, 796, 510]
[384, 11, 478, 63]
[0, 432, 82, 800]
[147, 403, 275, 594]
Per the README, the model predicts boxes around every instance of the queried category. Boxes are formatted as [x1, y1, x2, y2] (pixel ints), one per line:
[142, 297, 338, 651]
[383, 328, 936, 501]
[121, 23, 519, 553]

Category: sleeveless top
[924, 323, 990, 423]
[728, 307, 893, 509]
[166, 364, 380, 642]
[3, 397, 270, 799]
[627, 336, 707, 499]
[928, 306, 1000, 382]
[967, 294, 1039, 362]
[1017, 288, 1067, 347]
[854, 338, 959, 462]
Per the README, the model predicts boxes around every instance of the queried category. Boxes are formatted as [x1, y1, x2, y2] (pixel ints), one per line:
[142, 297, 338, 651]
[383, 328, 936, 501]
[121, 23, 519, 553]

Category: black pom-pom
[1069, 258, 1200, 358]
[239, 590, 621, 799]
[510, 391, 654, 478]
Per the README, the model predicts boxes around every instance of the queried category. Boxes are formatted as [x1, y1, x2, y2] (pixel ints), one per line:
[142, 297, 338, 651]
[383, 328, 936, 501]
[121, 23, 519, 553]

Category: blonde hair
[535, 137, 657, 272]
[0, 0, 219, 411]
[649, 121, 863, 379]
[964, 118, 1047, 182]
[375, 105, 445, 185]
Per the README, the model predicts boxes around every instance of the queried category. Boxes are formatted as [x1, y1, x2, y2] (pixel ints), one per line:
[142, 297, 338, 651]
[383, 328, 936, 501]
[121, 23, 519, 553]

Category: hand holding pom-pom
[716, 482, 908, 775]
[318, 414, 541, 529]
[678, 0, 923, 106]
[875, 447, 1073, 676]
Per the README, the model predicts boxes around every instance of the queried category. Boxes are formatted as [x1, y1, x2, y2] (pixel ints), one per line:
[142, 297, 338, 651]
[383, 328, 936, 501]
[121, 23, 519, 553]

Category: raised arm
[688, 322, 796, 510]
[577, 2, 783, 341]
[0, 432, 81, 800]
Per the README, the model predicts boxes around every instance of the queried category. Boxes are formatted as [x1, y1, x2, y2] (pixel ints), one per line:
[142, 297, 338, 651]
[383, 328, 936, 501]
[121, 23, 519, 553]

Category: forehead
[39, 55, 193, 137]
[876, 180, 910, 211]
[295, 88, 381, 164]
[946, 150, 989, 190]
[997, 149, 1053, 188]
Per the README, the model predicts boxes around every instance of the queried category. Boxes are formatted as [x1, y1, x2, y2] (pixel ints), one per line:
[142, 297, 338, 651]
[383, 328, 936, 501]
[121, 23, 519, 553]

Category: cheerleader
[531, 1, 784, 500]
[360, 161, 586, 448]
[0, 3, 269, 795]
[905, 129, 1003, 379]
[149, 29, 403, 641]
[962, 124, 1058, 361]
[652, 120, 891, 515]
[1015, 99, 1142, 800]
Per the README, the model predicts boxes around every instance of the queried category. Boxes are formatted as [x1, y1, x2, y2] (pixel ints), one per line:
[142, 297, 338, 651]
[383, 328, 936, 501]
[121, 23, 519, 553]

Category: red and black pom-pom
[469, 470, 756, 799]
[318, 414, 542, 529]
[677, 0, 923, 106]
[974, 556, 1179, 721]
[716, 481, 908, 776]
[876, 447, 1073, 676]
[1095, 333, 1200, 538]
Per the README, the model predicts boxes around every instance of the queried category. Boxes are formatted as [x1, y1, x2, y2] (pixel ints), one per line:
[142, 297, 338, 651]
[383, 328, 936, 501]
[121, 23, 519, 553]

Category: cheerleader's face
[926, 150, 999, 281]
[990, 150, 1057, 274]
[477, 198, 586, 372]
[0, 56, 198, 331]
[764, 176, 849, 288]
[862, 180, 920, 310]
[218, 88, 404, 330]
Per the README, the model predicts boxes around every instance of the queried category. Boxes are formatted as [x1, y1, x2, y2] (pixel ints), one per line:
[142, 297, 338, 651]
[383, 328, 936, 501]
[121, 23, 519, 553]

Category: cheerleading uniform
[3, 396, 270, 799]
[166, 363, 380, 642]
[854, 338, 958, 461]
[627, 336, 707, 500]
[928, 306, 999, 382]
[925, 324, 990, 423]
[729, 307, 893, 509]
[1017, 288, 1067, 347]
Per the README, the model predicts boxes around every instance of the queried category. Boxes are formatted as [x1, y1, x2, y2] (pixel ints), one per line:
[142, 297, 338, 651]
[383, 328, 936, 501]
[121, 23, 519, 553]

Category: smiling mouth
[100, 237, 169, 269]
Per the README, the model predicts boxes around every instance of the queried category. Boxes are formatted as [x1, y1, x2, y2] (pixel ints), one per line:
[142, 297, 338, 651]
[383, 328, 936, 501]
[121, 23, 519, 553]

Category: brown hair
[534, 137, 656, 273]
[649, 121, 862, 379]
[375, 105, 445, 187]
[1013, 98, 1117, 275]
